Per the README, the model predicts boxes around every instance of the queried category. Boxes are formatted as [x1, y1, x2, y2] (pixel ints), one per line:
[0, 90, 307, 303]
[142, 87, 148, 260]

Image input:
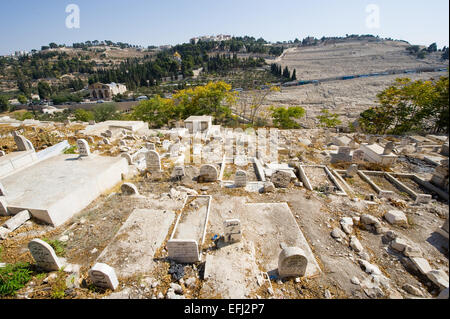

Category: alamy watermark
[365, 4, 380, 29]
[66, 4, 80, 29]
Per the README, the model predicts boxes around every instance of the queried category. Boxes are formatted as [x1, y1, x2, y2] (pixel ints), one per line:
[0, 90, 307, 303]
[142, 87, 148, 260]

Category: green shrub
[0, 262, 32, 296]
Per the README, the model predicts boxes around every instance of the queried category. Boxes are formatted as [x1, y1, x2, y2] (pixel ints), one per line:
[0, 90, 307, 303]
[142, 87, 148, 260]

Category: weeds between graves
[0, 262, 32, 296]
[42, 238, 66, 257]
[50, 269, 67, 299]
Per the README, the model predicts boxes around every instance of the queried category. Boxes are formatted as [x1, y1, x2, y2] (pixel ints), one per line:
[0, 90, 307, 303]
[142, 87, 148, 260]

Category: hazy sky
[0, 0, 448, 55]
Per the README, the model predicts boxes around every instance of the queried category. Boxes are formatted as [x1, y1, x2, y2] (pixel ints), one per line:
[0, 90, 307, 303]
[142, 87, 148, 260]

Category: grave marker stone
[345, 164, 359, 178]
[88, 263, 119, 290]
[28, 239, 63, 271]
[235, 170, 247, 187]
[104, 130, 112, 138]
[145, 150, 161, 172]
[77, 139, 91, 157]
[272, 170, 291, 188]
[278, 246, 308, 278]
[146, 143, 155, 151]
[199, 164, 218, 182]
[352, 149, 365, 162]
[172, 166, 185, 179]
[167, 239, 200, 263]
[13, 132, 34, 151]
[120, 153, 133, 165]
[223, 219, 242, 243]
[383, 142, 395, 155]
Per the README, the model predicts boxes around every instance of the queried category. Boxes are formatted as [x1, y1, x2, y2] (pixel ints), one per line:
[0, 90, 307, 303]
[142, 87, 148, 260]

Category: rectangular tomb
[299, 165, 347, 196]
[167, 195, 211, 263]
[0, 154, 128, 226]
[96, 209, 175, 279]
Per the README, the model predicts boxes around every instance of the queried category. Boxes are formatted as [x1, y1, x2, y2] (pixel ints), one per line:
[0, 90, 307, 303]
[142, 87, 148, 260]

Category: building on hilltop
[88, 82, 127, 100]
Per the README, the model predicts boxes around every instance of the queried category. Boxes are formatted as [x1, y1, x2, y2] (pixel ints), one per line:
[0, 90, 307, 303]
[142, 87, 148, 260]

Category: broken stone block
[340, 217, 354, 234]
[390, 237, 409, 253]
[263, 182, 275, 193]
[89, 263, 119, 291]
[0, 227, 11, 240]
[121, 183, 139, 195]
[409, 257, 432, 275]
[426, 270, 449, 291]
[278, 247, 308, 278]
[384, 210, 408, 227]
[349, 236, 364, 252]
[331, 228, 347, 241]
[358, 259, 382, 275]
[272, 170, 291, 188]
[403, 246, 422, 258]
[3, 210, 31, 231]
[402, 284, 423, 297]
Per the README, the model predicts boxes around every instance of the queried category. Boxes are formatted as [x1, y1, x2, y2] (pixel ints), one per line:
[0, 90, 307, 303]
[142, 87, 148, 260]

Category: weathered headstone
[338, 146, 351, 156]
[104, 130, 113, 138]
[28, 239, 63, 271]
[199, 164, 218, 182]
[345, 164, 359, 178]
[278, 246, 308, 278]
[352, 149, 365, 162]
[13, 132, 34, 151]
[167, 239, 200, 263]
[77, 139, 91, 157]
[120, 153, 133, 165]
[383, 142, 395, 155]
[121, 182, 139, 195]
[162, 140, 171, 151]
[145, 150, 161, 172]
[172, 166, 185, 179]
[223, 219, 242, 243]
[145, 143, 155, 151]
[3, 210, 30, 231]
[272, 170, 291, 188]
[88, 263, 119, 290]
[234, 170, 247, 187]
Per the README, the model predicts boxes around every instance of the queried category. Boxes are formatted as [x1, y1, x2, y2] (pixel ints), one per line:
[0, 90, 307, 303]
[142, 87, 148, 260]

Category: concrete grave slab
[0, 154, 128, 226]
[96, 209, 175, 278]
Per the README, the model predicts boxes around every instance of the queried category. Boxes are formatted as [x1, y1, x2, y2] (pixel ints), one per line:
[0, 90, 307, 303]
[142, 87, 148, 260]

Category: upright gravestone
[13, 132, 34, 151]
[199, 164, 218, 182]
[146, 150, 161, 172]
[28, 239, 63, 271]
[88, 263, 119, 290]
[120, 153, 133, 165]
[338, 146, 351, 156]
[278, 246, 308, 278]
[77, 139, 91, 157]
[145, 143, 155, 151]
[345, 164, 359, 178]
[223, 219, 242, 243]
[272, 170, 291, 188]
[352, 149, 365, 162]
[383, 142, 395, 155]
[172, 166, 185, 180]
[235, 170, 247, 187]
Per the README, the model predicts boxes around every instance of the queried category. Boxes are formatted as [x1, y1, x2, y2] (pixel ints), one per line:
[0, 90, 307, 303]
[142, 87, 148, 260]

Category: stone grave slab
[96, 209, 175, 278]
[0, 154, 128, 226]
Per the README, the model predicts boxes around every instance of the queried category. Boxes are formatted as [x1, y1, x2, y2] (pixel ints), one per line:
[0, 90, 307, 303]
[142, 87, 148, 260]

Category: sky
[0, 0, 448, 55]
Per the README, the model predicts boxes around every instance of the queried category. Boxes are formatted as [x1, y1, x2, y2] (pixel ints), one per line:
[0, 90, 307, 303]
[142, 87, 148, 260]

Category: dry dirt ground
[1, 151, 447, 299]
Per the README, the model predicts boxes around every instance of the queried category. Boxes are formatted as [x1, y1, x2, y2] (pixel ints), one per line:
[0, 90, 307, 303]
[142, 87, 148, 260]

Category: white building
[88, 82, 127, 100]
